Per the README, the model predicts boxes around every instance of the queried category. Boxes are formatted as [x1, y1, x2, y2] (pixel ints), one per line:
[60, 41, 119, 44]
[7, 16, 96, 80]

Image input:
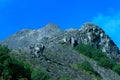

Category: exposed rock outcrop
[29, 43, 45, 58]
[0, 23, 62, 49]
[60, 36, 78, 47]
[0, 22, 120, 80]
[76, 23, 120, 59]
[1, 22, 119, 60]
[57, 22, 120, 60]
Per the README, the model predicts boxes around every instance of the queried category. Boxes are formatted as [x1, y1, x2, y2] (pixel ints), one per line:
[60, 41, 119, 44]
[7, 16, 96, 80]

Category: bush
[59, 77, 71, 80]
[75, 43, 106, 61]
[8, 58, 32, 80]
[0, 44, 32, 80]
[78, 61, 94, 73]
[0, 44, 53, 80]
[75, 44, 92, 58]
[112, 64, 120, 75]
[31, 69, 51, 80]
[0, 45, 10, 64]
[75, 43, 116, 69]
[75, 43, 118, 75]
[98, 57, 116, 69]
[91, 50, 106, 61]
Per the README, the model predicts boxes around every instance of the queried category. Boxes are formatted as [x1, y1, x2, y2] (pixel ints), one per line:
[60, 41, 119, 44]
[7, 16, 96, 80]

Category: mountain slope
[0, 22, 120, 80]
[0, 23, 62, 49]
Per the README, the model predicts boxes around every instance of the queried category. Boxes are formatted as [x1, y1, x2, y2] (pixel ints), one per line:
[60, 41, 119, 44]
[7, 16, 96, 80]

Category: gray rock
[60, 36, 78, 47]
[77, 22, 120, 59]
[29, 43, 45, 58]
[1, 22, 120, 80]
[2, 22, 119, 60]
[0, 23, 62, 50]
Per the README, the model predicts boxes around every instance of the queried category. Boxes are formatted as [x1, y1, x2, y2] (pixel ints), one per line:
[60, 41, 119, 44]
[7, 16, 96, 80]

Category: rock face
[58, 22, 120, 60]
[1, 22, 120, 59]
[29, 43, 45, 58]
[0, 22, 120, 80]
[76, 23, 120, 59]
[0, 23, 62, 49]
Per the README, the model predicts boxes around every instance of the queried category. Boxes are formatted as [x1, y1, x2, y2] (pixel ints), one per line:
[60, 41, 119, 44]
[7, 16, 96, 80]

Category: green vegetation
[0, 44, 51, 80]
[112, 64, 120, 75]
[75, 43, 106, 61]
[78, 61, 94, 73]
[31, 69, 50, 80]
[78, 61, 101, 79]
[59, 77, 71, 80]
[98, 57, 116, 69]
[70, 61, 101, 79]
[75, 43, 120, 75]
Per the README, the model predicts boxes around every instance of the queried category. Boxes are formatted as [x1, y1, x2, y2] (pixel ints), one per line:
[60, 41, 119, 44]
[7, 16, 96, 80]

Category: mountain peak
[80, 22, 103, 32]
[37, 23, 62, 37]
[1, 22, 120, 80]
[44, 23, 61, 30]
[37, 23, 62, 34]
[1, 22, 119, 61]
[78, 22, 119, 59]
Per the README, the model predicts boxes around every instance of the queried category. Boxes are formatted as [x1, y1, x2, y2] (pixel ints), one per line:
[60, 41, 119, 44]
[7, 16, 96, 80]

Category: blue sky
[0, 0, 120, 48]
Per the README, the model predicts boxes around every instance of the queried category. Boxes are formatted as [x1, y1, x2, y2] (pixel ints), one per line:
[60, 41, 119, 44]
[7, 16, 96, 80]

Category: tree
[0, 44, 32, 80]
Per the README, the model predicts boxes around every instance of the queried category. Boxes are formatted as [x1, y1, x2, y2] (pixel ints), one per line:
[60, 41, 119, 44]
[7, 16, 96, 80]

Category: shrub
[78, 61, 94, 73]
[8, 58, 32, 80]
[91, 50, 106, 61]
[59, 77, 71, 80]
[112, 64, 120, 75]
[0, 45, 10, 64]
[75, 44, 92, 58]
[75, 43, 116, 69]
[0, 44, 53, 80]
[31, 69, 51, 80]
[75, 43, 106, 61]
[0, 44, 32, 80]
[75, 43, 119, 75]
[98, 57, 116, 69]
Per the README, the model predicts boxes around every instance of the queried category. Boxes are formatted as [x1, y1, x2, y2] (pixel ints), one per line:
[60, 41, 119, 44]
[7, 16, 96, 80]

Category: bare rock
[77, 22, 120, 59]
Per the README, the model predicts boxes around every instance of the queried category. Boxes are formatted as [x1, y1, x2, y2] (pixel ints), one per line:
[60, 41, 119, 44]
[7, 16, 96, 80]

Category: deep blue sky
[0, 0, 120, 48]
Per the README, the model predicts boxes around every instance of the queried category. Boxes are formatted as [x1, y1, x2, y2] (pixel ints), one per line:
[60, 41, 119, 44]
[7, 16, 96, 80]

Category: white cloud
[92, 11, 120, 49]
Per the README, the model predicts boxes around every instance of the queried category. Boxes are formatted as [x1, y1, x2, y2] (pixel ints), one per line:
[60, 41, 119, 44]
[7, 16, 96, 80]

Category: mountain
[0, 22, 120, 80]
[77, 23, 120, 59]
[0, 23, 62, 49]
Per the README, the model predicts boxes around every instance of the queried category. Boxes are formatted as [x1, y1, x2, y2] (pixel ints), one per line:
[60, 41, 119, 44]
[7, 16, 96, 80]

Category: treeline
[0, 45, 51, 80]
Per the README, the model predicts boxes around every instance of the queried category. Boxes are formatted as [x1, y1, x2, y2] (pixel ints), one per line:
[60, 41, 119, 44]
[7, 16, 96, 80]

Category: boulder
[29, 43, 45, 58]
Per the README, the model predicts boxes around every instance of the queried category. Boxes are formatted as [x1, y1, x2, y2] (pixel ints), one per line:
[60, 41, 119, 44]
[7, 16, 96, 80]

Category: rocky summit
[1, 22, 120, 80]
[0, 23, 62, 49]
[77, 23, 120, 59]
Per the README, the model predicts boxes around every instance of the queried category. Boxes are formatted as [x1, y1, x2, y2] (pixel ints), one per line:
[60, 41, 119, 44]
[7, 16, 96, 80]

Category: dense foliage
[98, 57, 116, 69]
[112, 64, 120, 75]
[0, 45, 32, 80]
[75, 43, 120, 75]
[0, 45, 51, 80]
[75, 43, 107, 61]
